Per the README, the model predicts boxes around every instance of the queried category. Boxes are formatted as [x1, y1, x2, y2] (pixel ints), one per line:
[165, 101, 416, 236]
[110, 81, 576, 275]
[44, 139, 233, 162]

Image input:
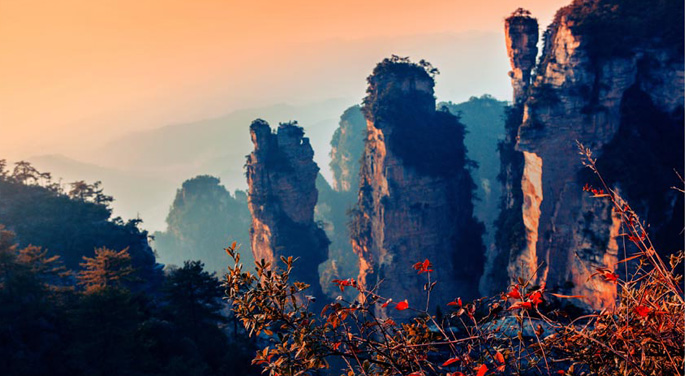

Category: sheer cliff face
[352, 59, 485, 318]
[246, 120, 329, 298]
[497, 3, 684, 309]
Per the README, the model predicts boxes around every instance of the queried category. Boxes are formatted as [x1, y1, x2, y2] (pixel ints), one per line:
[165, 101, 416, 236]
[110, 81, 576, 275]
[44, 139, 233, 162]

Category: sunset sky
[0, 0, 568, 160]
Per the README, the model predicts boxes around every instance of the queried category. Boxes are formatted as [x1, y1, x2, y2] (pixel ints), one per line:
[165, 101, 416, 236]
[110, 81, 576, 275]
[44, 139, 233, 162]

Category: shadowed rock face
[493, 3, 684, 309]
[245, 120, 329, 299]
[351, 58, 485, 319]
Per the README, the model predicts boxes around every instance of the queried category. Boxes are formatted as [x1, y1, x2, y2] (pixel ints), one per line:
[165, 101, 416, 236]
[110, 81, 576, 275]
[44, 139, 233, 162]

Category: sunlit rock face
[351, 58, 485, 319]
[245, 120, 330, 298]
[493, 3, 684, 309]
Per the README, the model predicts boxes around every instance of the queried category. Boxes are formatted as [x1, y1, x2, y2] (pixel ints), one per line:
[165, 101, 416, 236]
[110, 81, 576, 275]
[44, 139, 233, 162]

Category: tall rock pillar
[505, 8, 539, 103]
[351, 57, 485, 319]
[480, 10, 538, 296]
[246, 120, 330, 299]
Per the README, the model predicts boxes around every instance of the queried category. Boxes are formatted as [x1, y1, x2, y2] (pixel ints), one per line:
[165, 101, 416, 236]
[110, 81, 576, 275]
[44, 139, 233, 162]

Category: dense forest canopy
[0, 161, 259, 376]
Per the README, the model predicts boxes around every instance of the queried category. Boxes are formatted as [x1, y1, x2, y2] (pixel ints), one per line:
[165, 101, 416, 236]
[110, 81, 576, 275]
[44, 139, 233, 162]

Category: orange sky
[0, 0, 569, 159]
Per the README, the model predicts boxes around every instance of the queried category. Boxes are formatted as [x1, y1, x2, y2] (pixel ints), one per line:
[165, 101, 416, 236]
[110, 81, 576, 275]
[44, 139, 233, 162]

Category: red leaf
[595, 268, 619, 283]
[508, 301, 532, 310]
[331, 342, 341, 351]
[381, 298, 392, 308]
[395, 300, 409, 311]
[494, 351, 504, 364]
[442, 357, 461, 367]
[506, 285, 522, 299]
[476, 364, 488, 376]
[634, 305, 652, 317]
[528, 291, 543, 306]
[413, 259, 433, 274]
[447, 297, 462, 307]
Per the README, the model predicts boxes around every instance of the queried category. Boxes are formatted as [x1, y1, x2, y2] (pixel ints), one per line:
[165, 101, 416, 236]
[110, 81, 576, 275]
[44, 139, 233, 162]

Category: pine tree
[77, 247, 135, 293]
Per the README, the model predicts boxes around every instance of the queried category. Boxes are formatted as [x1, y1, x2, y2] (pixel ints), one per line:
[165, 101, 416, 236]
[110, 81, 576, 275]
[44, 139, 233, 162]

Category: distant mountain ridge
[27, 99, 355, 231]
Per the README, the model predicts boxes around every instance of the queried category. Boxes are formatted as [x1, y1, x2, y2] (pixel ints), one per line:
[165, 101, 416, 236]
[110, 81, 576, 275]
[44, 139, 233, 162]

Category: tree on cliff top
[361, 56, 475, 178]
[361, 56, 436, 124]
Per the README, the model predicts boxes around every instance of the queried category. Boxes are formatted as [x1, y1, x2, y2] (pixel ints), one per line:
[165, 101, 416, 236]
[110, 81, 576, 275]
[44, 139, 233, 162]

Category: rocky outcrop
[505, 8, 539, 103]
[351, 57, 485, 318]
[492, 3, 684, 309]
[245, 120, 329, 298]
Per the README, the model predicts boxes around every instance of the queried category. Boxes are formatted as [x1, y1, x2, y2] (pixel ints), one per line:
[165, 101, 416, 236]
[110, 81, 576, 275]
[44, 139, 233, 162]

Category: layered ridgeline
[0, 160, 162, 288]
[153, 176, 253, 274]
[351, 57, 485, 317]
[245, 120, 330, 299]
[489, 3, 684, 309]
[317, 105, 366, 297]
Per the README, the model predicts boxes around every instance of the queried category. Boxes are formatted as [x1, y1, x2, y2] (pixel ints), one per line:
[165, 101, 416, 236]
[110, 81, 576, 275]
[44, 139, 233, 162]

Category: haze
[0, 0, 568, 229]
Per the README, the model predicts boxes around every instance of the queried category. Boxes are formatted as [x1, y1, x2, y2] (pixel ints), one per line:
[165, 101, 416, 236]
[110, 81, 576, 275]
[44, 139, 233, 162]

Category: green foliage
[362, 56, 436, 125]
[68, 287, 143, 375]
[556, 0, 684, 61]
[163, 260, 225, 330]
[362, 57, 474, 178]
